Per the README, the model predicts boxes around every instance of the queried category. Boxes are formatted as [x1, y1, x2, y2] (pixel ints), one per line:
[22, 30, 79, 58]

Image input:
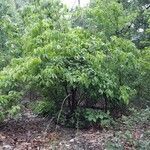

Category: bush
[84, 108, 114, 128]
[0, 91, 22, 121]
[0, 0, 149, 127]
[106, 108, 150, 149]
[31, 100, 56, 116]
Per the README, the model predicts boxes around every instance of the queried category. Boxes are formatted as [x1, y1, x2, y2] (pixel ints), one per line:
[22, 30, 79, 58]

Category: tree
[0, 0, 21, 70]
[0, 0, 149, 125]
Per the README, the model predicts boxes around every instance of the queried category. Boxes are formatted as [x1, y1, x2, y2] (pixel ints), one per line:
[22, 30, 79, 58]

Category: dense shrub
[106, 108, 150, 149]
[0, 0, 149, 127]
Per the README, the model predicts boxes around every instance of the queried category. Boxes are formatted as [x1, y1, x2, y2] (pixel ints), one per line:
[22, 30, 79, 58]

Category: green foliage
[122, 107, 150, 128]
[106, 108, 150, 150]
[84, 109, 113, 128]
[0, 91, 22, 121]
[0, 0, 22, 69]
[0, 0, 149, 126]
[58, 108, 114, 129]
[31, 100, 56, 116]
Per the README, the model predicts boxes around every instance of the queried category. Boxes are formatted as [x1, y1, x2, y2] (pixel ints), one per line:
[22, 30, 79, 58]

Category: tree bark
[70, 87, 77, 113]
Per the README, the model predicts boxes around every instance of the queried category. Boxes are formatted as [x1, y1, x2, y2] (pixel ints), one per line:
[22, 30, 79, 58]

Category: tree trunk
[103, 93, 109, 112]
[70, 87, 77, 113]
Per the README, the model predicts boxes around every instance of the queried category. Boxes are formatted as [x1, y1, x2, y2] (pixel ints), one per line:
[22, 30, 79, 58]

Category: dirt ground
[0, 108, 149, 150]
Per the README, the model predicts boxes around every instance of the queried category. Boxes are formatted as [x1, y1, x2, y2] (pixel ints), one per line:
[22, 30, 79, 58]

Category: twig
[43, 117, 55, 138]
[56, 94, 71, 128]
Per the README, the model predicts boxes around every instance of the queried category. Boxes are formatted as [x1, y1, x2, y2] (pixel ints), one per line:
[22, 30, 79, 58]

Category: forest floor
[0, 107, 149, 150]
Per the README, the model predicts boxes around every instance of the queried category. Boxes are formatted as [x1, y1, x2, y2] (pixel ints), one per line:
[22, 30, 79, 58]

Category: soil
[0, 108, 149, 150]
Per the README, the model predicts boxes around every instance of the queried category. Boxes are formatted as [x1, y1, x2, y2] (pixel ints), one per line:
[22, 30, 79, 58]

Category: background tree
[0, 0, 22, 70]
